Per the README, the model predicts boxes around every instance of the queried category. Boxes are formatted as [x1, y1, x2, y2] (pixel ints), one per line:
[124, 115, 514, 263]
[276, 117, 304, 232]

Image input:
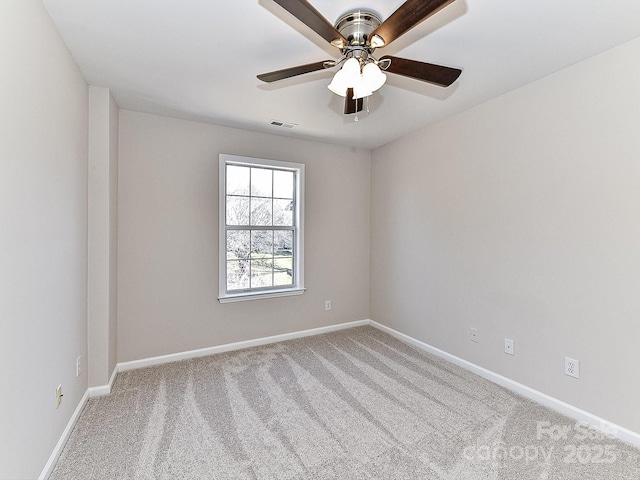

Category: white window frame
[218, 154, 305, 303]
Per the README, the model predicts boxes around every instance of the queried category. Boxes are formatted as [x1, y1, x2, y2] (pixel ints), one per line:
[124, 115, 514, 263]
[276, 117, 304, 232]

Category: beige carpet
[50, 326, 640, 479]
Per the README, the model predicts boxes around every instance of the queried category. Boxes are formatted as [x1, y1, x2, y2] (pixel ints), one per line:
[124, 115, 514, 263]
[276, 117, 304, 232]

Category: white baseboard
[370, 320, 640, 449]
[118, 319, 370, 372]
[41, 365, 118, 478]
[39, 389, 89, 480]
[88, 364, 119, 398]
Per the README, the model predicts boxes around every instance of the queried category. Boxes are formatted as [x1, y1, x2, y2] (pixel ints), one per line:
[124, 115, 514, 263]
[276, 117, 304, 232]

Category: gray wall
[88, 86, 119, 387]
[117, 111, 371, 362]
[0, 1, 89, 477]
[371, 38, 640, 433]
[109, 92, 119, 378]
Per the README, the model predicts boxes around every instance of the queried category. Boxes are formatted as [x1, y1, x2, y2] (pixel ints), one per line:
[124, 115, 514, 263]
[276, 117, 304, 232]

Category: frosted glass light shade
[362, 62, 386, 92]
[353, 86, 373, 100]
[328, 58, 362, 97]
[327, 69, 348, 97]
[341, 58, 361, 83]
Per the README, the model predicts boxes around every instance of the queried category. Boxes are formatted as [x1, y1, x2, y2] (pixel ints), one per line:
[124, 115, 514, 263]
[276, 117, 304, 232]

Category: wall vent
[270, 119, 297, 129]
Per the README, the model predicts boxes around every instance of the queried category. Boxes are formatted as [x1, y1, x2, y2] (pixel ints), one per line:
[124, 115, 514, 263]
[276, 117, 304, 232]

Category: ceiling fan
[258, 0, 462, 115]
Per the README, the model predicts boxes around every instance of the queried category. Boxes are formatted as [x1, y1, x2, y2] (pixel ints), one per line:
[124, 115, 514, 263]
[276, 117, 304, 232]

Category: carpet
[50, 326, 640, 479]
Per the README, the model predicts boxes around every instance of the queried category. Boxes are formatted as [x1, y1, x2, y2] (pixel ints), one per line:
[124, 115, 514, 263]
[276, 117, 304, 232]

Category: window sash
[224, 226, 296, 292]
[219, 154, 304, 302]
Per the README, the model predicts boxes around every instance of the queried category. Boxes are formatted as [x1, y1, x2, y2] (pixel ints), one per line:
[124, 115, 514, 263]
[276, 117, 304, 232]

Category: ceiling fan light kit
[259, 0, 462, 116]
[327, 57, 386, 99]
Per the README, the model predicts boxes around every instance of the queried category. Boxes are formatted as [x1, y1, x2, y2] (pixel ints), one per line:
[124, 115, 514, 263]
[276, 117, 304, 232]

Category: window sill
[218, 288, 305, 304]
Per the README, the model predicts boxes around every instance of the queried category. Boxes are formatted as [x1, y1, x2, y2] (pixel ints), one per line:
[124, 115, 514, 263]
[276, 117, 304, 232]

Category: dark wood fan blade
[371, 0, 455, 48]
[381, 56, 461, 87]
[257, 61, 331, 83]
[344, 88, 364, 114]
[274, 0, 347, 47]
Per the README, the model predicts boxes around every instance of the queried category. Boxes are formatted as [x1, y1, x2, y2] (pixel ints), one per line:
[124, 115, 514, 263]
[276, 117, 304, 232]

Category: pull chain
[354, 93, 359, 122]
[354, 96, 371, 122]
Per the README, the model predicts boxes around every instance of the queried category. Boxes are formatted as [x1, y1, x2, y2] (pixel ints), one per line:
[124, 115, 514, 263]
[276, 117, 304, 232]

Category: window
[218, 154, 305, 302]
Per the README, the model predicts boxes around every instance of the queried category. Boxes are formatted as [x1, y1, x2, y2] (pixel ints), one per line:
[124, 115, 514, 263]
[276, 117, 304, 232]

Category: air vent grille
[270, 119, 297, 129]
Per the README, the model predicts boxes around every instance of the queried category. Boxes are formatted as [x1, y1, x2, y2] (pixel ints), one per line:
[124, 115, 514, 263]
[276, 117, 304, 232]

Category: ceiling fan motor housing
[335, 10, 382, 51]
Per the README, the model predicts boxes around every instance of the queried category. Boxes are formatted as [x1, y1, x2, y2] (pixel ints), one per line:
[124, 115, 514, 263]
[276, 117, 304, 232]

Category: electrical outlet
[325, 300, 332, 311]
[565, 357, 580, 379]
[76, 356, 81, 378]
[56, 385, 63, 409]
[504, 338, 514, 355]
[470, 328, 479, 343]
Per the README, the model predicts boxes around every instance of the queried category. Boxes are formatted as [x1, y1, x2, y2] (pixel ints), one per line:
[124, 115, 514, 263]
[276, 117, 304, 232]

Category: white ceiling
[42, 0, 640, 149]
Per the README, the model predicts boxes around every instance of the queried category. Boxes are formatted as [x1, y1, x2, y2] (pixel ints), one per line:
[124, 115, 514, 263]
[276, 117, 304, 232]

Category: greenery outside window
[218, 154, 305, 302]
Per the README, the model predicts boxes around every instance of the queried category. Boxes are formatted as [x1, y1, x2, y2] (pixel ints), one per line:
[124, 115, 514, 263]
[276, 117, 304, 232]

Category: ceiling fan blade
[273, 0, 347, 47]
[381, 56, 461, 87]
[344, 88, 364, 115]
[257, 60, 331, 83]
[370, 0, 455, 48]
